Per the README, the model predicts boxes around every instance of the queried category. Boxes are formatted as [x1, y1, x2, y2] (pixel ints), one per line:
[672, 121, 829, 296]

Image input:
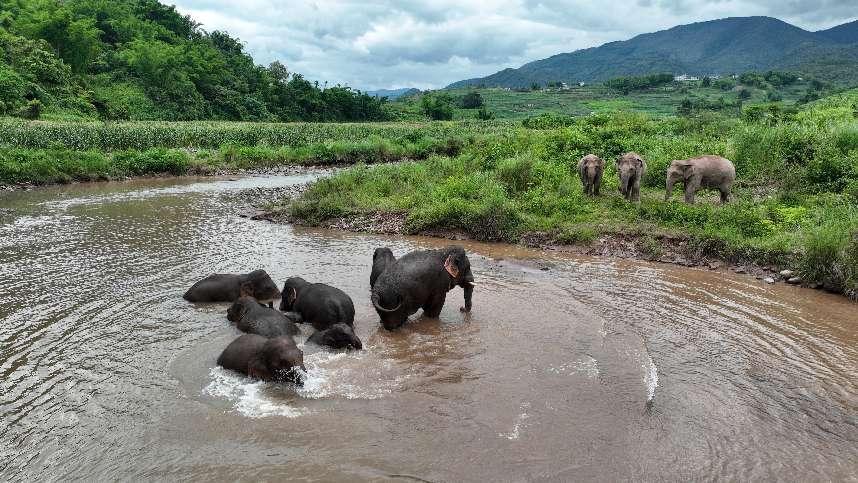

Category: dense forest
[0, 0, 388, 121]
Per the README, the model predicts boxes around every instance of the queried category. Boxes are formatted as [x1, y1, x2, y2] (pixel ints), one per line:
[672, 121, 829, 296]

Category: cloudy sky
[170, 1, 857, 91]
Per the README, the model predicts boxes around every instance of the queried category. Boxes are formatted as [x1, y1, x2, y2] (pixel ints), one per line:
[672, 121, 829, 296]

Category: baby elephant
[217, 334, 306, 385]
[578, 154, 604, 196]
[370, 247, 396, 289]
[184, 269, 280, 307]
[307, 323, 363, 350]
[227, 296, 301, 338]
[616, 152, 646, 203]
[280, 277, 356, 331]
[665, 155, 736, 204]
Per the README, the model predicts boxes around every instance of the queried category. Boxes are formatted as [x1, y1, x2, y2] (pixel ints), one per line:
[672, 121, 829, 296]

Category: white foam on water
[204, 367, 309, 418]
[499, 403, 531, 440]
[546, 356, 600, 379]
[297, 349, 407, 400]
[644, 354, 659, 402]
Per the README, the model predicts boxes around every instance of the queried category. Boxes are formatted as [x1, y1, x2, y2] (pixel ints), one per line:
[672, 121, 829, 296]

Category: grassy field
[387, 78, 828, 121]
[286, 89, 858, 297]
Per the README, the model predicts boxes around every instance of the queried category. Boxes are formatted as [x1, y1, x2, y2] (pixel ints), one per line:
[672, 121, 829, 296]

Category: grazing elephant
[578, 154, 604, 196]
[370, 247, 396, 289]
[217, 334, 306, 385]
[371, 245, 475, 331]
[279, 277, 356, 331]
[227, 296, 301, 338]
[184, 270, 280, 307]
[665, 155, 736, 204]
[616, 152, 646, 203]
[307, 323, 363, 351]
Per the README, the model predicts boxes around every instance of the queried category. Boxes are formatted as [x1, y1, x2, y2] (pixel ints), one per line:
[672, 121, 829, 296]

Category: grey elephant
[665, 155, 736, 204]
[183, 269, 280, 307]
[217, 334, 306, 385]
[577, 154, 604, 196]
[616, 152, 646, 203]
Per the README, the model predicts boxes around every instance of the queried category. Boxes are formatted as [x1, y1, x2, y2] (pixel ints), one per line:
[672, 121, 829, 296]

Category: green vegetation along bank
[281, 90, 858, 299]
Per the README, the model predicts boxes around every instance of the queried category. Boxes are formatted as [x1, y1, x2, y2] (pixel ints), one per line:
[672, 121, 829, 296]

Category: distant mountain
[817, 20, 858, 44]
[365, 88, 420, 100]
[447, 16, 858, 89]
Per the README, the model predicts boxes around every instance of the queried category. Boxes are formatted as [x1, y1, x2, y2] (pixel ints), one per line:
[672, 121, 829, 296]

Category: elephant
[307, 323, 363, 351]
[370, 245, 475, 331]
[665, 155, 736, 204]
[227, 295, 301, 338]
[279, 277, 356, 331]
[217, 334, 306, 385]
[370, 247, 396, 289]
[183, 269, 280, 307]
[578, 154, 604, 196]
[616, 152, 646, 203]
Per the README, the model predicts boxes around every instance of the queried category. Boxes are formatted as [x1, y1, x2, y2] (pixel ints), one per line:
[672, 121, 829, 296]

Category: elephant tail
[371, 291, 402, 313]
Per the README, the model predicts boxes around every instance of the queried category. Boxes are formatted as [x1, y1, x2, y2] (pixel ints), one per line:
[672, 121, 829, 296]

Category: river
[1, 173, 856, 481]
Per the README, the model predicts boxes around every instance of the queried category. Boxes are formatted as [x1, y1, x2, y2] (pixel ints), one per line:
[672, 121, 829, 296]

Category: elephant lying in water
[307, 323, 363, 350]
[217, 334, 306, 385]
[280, 277, 362, 350]
[371, 245, 474, 331]
[227, 295, 301, 338]
[184, 270, 281, 307]
[665, 155, 736, 204]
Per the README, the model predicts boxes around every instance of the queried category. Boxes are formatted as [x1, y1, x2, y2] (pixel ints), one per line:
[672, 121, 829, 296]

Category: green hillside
[0, 0, 387, 121]
[448, 16, 858, 89]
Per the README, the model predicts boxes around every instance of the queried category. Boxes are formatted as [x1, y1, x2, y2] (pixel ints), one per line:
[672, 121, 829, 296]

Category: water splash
[203, 367, 309, 418]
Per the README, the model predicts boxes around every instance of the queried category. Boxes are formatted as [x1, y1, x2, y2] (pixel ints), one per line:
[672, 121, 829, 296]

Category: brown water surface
[0, 174, 856, 481]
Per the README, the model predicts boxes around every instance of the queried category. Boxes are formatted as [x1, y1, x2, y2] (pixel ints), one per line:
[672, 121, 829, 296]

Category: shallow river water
[0, 174, 856, 481]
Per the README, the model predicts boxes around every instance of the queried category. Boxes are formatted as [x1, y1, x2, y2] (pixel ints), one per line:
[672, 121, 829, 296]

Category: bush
[460, 91, 484, 109]
[420, 92, 455, 120]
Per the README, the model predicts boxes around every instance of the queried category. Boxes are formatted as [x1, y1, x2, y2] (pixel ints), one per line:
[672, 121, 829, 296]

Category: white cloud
[168, 0, 858, 90]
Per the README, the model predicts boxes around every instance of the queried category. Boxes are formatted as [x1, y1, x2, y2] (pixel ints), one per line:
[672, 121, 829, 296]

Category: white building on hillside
[674, 74, 700, 82]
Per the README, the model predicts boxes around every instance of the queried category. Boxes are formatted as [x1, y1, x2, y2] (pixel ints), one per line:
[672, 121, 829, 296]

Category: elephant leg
[594, 173, 602, 196]
[632, 178, 642, 203]
[719, 188, 730, 204]
[422, 294, 447, 318]
[684, 185, 696, 204]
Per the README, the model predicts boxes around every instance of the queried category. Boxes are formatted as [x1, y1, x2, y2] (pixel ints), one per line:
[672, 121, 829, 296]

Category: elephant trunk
[619, 172, 630, 196]
[371, 291, 402, 313]
[665, 178, 674, 201]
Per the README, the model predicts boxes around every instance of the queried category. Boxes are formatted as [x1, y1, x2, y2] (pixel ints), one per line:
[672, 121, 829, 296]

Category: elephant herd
[182, 245, 475, 386]
[578, 152, 737, 203]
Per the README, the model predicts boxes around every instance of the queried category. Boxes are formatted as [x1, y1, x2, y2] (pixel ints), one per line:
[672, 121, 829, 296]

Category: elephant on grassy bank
[227, 295, 301, 338]
[217, 334, 306, 385]
[371, 245, 475, 331]
[616, 152, 646, 203]
[370, 247, 396, 289]
[183, 270, 280, 307]
[578, 154, 604, 196]
[665, 155, 736, 204]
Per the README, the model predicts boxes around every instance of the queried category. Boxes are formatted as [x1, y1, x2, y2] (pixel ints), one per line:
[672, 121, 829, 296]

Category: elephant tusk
[371, 293, 402, 313]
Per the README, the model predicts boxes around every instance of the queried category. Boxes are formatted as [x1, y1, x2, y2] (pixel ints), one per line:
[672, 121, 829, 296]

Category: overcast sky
[170, 1, 857, 91]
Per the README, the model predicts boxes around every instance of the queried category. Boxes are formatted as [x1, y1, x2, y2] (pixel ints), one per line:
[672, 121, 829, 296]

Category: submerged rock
[779, 269, 795, 278]
[787, 276, 802, 285]
[764, 277, 776, 284]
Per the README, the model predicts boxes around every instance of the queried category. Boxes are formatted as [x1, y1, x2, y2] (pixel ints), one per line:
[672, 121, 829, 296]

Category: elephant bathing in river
[280, 277, 362, 350]
[227, 295, 301, 338]
[307, 323, 363, 351]
[616, 152, 646, 203]
[665, 155, 736, 204]
[217, 334, 305, 385]
[183, 270, 280, 307]
[371, 245, 474, 331]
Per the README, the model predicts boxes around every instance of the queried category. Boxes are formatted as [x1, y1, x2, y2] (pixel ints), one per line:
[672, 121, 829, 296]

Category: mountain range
[447, 16, 858, 89]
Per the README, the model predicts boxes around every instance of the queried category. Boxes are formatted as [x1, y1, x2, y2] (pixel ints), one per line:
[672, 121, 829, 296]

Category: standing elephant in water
[371, 245, 475, 331]
[616, 152, 646, 203]
[665, 155, 736, 204]
[578, 154, 604, 196]
[183, 270, 280, 307]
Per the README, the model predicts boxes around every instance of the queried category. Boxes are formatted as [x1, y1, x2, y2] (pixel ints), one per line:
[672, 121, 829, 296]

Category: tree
[476, 107, 494, 120]
[701, 76, 711, 87]
[677, 98, 693, 116]
[459, 91, 484, 109]
[420, 92, 454, 120]
[737, 88, 752, 100]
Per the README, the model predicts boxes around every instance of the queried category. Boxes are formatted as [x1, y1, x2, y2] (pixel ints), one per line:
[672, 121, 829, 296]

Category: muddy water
[0, 174, 856, 481]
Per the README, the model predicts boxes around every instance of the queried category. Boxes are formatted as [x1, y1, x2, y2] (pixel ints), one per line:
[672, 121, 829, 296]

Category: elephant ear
[287, 286, 298, 305]
[444, 255, 459, 278]
[677, 162, 694, 179]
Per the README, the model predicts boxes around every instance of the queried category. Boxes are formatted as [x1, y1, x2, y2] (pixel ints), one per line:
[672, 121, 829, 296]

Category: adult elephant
[183, 270, 280, 307]
[370, 247, 396, 289]
[227, 295, 301, 338]
[578, 154, 604, 196]
[279, 277, 356, 331]
[665, 155, 736, 204]
[371, 245, 474, 331]
[217, 334, 306, 385]
[616, 152, 646, 203]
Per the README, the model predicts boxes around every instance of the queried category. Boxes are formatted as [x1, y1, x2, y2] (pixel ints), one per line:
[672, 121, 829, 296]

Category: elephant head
[279, 276, 310, 311]
[616, 152, 645, 196]
[246, 269, 281, 301]
[308, 323, 363, 350]
[665, 160, 693, 201]
[442, 246, 475, 286]
[248, 337, 306, 385]
[227, 294, 255, 323]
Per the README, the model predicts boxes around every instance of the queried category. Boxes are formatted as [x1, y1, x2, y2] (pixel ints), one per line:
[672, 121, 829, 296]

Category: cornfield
[0, 120, 514, 151]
